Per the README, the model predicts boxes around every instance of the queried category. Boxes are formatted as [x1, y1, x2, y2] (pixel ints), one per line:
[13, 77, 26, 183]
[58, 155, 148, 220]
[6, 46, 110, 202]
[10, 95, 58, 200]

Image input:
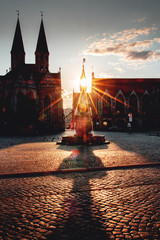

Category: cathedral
[0, 16, 64, 134]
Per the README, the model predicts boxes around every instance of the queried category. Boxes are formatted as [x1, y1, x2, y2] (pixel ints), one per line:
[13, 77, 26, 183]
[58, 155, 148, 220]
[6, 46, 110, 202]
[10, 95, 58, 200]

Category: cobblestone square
[0, 131, 160, 239]
[0, 131, 160, 175]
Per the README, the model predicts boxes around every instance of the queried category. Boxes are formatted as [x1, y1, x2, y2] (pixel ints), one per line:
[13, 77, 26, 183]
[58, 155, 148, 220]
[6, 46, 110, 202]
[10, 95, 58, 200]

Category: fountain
[58, 60, 109, 145]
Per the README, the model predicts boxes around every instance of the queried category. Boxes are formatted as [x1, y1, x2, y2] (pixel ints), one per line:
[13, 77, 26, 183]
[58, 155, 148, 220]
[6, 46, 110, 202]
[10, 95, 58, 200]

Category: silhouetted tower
[11, 16, 25, 69]
[80, 58, 87, 92]
[35, 15, 49, 72]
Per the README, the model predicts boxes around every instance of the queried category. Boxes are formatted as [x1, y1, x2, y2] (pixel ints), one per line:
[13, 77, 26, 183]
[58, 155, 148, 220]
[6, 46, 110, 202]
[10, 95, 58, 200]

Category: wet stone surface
[0, 167, 160, 239]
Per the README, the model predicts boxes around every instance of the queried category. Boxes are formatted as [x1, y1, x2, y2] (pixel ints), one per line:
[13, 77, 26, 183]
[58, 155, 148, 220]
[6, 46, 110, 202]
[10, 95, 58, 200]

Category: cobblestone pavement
[0, 167, 160, 239]
[0, 131, 160, 239]
[0, 131, 160, 175]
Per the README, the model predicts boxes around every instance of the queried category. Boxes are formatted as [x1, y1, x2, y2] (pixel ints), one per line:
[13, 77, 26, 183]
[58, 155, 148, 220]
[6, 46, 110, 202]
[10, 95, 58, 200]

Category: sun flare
[74, 77, 91, 93]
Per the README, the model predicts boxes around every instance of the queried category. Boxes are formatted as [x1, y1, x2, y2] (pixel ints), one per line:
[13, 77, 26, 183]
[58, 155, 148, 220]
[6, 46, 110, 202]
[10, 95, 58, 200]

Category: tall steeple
[80, 58, 87, 92]
[80, 59, 86, 80]
[35, 14, 49, 72]
[11, 14, 25, 70]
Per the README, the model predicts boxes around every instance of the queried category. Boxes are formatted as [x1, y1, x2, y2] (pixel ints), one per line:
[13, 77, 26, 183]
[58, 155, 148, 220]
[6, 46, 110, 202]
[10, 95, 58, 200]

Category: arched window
[103, 95, 111, 116]
[129, 94, 138, 114]
[116, 94, 125, 115]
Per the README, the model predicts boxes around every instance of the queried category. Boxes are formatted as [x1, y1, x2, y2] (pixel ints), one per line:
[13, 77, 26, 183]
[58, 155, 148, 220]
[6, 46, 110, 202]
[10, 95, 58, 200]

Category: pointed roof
[11, 18, 25, 54]
[80, 64, 86, 80]
[35, 19, 49, 53]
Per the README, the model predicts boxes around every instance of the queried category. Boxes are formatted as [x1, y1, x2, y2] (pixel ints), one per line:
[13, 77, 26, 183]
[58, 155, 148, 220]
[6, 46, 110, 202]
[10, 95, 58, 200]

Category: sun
[74, 77, 91, 93]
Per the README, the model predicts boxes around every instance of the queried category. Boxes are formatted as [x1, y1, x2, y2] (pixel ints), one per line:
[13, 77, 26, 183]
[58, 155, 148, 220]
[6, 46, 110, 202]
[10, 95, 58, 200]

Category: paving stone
[138, 231, 150, 238]
[44, 230, 53, 236]
[112, 231, 122, 235]
[0, 132, 160, 239]
[122, 228, 129, 233]
[115, 235, 125, 238]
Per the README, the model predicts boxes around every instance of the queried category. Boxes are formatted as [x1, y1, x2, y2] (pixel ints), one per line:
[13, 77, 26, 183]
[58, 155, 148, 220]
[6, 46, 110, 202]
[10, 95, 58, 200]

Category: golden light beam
[72, 90, 83, 125]
[92, 86, 130, 108]
[92, 88, 109, 105]
[92, 85, 141, 113]
[88, 92, 101, 122]
[74, 91, 83, 113]
[40, 97, 62, 115]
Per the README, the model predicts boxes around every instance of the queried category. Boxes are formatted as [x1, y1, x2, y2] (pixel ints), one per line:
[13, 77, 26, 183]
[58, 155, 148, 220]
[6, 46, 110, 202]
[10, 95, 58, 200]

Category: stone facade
[72, 74, 160, 131]
[91, 75, 160, 131]
[0, 17, 64, 134]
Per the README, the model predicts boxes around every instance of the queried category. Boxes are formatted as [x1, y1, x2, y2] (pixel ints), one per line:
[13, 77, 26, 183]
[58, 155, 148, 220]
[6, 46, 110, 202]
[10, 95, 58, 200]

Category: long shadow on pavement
[46, 145, 109, 240]
[58, 144, 109, 170]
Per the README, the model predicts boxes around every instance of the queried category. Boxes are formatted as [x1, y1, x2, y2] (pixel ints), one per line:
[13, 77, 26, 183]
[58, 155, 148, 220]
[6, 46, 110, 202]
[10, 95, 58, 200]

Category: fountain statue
[58, 60, 109, 145]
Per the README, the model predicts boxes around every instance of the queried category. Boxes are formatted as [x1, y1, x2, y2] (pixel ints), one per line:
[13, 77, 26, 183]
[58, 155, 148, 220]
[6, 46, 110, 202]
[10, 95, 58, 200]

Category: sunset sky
[0, 0, 160, 108]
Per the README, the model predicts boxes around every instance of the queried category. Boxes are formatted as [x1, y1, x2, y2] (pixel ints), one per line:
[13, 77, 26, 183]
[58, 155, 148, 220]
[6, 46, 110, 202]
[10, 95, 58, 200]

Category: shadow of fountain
[46, 145, 109, 240]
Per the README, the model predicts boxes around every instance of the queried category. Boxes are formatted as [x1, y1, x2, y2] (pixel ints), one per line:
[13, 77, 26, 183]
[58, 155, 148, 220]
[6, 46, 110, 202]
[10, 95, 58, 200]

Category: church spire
[11, 14, 25, 69]
[80, 58, 87, 92]
[35, 15, 49, 72]
[80, 58, 86, 80]
[35, 17, 49, 54]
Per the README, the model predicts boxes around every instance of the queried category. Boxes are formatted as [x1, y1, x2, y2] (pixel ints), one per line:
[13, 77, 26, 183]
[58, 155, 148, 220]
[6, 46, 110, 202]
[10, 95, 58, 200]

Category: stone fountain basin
[57, 134, 110, 146]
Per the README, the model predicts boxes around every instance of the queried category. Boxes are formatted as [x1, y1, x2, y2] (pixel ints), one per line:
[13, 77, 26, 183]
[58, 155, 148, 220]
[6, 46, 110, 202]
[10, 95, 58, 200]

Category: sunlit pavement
[0, 131, 160, 239]
[0, 130, 160, 175]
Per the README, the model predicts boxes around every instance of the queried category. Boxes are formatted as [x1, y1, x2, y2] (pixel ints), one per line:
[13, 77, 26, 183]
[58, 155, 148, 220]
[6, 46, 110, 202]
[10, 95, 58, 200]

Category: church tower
[11, 16, 25, 70]
[35, 16, 49, 72]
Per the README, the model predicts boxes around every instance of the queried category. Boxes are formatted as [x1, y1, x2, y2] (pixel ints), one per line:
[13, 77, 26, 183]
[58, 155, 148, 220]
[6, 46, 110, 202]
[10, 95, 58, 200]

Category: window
[129, 94, 138, 114]
[103, 96, 111, 116]
[116, 94, 125, 115]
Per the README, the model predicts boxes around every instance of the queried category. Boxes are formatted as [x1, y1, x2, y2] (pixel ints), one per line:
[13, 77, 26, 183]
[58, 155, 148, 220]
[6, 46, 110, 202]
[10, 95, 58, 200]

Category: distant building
[91, 74, 160, 131]
[64, 108, 72, 129]
[0, 16, 64, 134]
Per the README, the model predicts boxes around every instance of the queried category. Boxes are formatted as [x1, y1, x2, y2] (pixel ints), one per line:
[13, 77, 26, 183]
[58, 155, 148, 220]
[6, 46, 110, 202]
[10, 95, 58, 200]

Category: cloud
[126, 50, 154, 60]
[84, 41, 126, 56]
[154, 38, 160, 43]
[137, 17, 146, 22]
[133, 17, 146, 23]
[127, 40, 153, 49]
[84, 40, 155, 60]
[154, 52, 160, 60]
[115, 67, 125, 73]
[110, 27, 157, 42]
[95, 72, 114, 78]
[86, 35, 94, 41]
[83, 26, 160, 62]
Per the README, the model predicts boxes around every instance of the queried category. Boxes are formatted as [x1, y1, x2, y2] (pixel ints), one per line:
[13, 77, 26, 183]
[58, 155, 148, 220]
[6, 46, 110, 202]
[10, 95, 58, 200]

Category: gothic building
[0, 16, 64, 134]
[72, 67, 160, 131]
[91, 75, 160, 131]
